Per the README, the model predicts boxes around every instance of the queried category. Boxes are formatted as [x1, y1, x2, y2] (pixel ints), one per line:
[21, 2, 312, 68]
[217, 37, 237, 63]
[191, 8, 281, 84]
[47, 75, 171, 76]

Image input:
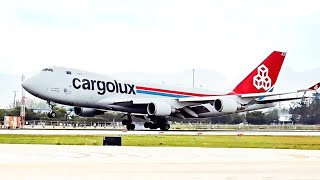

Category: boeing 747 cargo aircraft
[22, 51, 319, 130]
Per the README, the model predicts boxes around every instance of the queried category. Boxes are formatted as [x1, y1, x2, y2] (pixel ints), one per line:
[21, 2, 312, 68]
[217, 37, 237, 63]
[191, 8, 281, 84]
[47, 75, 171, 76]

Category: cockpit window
[42, 68, 53, 72]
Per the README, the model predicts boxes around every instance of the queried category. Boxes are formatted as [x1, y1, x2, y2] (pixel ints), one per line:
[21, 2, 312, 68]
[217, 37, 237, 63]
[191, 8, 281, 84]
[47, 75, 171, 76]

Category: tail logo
[253, 64, 271, 91]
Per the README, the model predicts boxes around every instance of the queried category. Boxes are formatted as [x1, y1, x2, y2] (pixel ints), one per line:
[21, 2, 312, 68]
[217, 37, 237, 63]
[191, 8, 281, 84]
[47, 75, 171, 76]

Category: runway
[0, 144, 319, 180]
[1, 129, 320, 136]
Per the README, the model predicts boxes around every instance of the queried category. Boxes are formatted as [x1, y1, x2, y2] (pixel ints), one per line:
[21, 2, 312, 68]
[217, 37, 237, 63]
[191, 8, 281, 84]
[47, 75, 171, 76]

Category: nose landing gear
[47, 101, 57, 118]
[48, 111, 56, 118]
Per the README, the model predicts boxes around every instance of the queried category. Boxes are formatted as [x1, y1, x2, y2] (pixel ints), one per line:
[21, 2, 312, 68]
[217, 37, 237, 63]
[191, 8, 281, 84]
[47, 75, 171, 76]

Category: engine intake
[214, 99, 243, 113]
[74, 107, 104, 117]
[147, 102, 175, 116]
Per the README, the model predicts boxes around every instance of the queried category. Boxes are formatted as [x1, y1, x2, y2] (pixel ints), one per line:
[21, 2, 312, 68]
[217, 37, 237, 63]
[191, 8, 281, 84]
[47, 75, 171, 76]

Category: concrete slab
[0, 144, 319, 180]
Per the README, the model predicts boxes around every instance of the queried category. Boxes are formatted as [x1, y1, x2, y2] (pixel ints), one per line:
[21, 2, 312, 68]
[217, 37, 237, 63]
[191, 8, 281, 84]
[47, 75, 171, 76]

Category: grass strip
[0, 134, 319, 150]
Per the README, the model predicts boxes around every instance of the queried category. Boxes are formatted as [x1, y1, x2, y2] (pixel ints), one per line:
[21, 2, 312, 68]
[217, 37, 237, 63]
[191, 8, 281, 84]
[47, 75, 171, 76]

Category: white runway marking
[1, 129, 320, 136]
[0, 144, 319, 180]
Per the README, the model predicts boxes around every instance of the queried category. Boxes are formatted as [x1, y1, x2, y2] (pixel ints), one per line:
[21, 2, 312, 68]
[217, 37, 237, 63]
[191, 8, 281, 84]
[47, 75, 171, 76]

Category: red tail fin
[232, 51, 286, 94]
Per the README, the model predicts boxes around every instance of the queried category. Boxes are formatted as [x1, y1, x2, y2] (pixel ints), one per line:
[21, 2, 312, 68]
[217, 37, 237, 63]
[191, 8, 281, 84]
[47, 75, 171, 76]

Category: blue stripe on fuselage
[257, 87, 274, 100]
[136, 90, 189, 98]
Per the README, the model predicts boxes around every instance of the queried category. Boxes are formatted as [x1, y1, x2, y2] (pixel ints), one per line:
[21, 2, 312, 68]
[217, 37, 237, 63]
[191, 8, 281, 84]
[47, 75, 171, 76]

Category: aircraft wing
[95, 82, 319, 120]
[254, 82, 320, 104]
[178, 82, 320, 104]
[177, 91, 296, 103]
[252, 94, 313, 104]
[98, 82, 320, 107]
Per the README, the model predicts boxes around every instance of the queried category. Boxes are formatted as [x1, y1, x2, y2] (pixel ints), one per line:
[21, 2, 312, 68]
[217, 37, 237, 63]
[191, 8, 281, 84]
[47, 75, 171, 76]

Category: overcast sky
[0, 0, 320, 81]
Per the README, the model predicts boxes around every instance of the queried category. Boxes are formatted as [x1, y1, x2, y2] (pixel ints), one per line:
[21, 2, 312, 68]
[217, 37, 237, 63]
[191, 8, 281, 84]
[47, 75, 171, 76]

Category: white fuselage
[22, 67, 276, 118]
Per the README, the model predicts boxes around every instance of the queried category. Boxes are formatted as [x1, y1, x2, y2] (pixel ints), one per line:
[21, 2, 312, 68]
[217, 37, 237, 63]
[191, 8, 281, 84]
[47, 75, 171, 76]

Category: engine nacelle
[213, 99, 242, 113]
[74, 107, 104, 117]
[147, 102, 175, 116]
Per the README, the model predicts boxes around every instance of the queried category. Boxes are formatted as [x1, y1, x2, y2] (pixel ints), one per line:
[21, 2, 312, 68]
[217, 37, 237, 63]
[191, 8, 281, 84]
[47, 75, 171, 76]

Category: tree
[209, 115, 233, 124]
[231, 114, 245, 124]
[7, 107, 20, 116]
[55, 106, 67, 119]
[289, 96, 320, 125]
[265, 109, 279, 124]
[246, 111, 267, 125]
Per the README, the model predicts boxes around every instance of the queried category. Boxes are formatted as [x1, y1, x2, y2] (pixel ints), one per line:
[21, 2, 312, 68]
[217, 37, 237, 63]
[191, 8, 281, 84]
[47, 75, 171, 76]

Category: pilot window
[42, 68, 53, 72]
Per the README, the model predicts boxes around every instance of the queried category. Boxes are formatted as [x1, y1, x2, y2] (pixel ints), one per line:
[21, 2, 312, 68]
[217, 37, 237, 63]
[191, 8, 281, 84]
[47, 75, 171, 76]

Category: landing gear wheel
[144, 122, 152, 128]
[51, 111, 56, 118]
[123, 113, 133, 127]
[122, 120, 129, 125]
[48, 111, 56, 118]
[126, 124, 135, 130]
[160, 123, 170, 131]
[149, 123, 158, 130]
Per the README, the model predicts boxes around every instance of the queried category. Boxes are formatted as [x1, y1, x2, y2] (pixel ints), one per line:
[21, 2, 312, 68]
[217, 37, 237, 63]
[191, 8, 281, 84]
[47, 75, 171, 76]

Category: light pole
[192, 69, 195, 87]
[13, 91, 17, 108]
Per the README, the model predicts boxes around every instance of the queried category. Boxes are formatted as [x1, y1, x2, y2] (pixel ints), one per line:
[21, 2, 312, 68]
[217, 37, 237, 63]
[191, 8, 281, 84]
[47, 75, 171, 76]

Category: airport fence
[0, 120, 319, 131]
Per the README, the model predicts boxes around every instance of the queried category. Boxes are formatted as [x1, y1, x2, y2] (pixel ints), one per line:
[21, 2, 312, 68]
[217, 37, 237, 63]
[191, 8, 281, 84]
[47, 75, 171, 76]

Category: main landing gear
[122, 114, 135, 130]
[144, 117, 170, 131]
[47, 101, 57, 118]
[121, 114, 171, 131]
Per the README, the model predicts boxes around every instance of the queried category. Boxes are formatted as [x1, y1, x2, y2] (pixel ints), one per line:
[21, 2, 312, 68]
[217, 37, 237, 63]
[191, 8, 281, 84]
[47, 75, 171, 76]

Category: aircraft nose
[22, 77, 37, 95]
[22, 78, 30, 89]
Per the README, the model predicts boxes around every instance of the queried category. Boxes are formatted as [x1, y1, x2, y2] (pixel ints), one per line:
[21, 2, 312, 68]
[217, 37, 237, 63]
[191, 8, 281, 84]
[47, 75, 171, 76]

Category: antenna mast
[20, 75, 26, 128]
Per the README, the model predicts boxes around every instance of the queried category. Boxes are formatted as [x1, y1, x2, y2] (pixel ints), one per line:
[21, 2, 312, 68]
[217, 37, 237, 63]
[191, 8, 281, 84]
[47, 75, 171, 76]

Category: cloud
[0, 0, 319, 83]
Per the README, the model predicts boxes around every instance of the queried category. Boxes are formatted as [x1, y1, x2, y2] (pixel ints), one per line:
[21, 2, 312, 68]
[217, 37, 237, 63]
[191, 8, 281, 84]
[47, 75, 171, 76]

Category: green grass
[0, 134, 320, 150]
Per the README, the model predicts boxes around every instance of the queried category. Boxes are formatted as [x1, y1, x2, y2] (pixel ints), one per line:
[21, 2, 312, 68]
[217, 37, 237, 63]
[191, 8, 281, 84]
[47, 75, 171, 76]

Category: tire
[122, 120, 128, 125]
[144, 122, 150, 128]
[51, 112, 56, 118]
[127, 124, 135, 130]
[160, 123, 170, 131]
[150, 124, 158, 130]
[48, 111, 56, 118]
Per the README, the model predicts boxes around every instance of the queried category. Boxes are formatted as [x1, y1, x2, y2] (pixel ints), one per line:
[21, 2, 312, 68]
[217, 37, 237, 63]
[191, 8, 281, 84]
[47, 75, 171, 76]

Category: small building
[4, 116, 21, 129]
[278, 111, 293, 124]
[31, 109, 50, 114]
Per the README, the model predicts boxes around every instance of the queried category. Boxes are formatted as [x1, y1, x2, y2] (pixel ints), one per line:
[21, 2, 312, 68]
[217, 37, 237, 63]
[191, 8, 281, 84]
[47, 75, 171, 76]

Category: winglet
[232, 51, 286, 94]
[297, 82, 320, 92]
[308, 82, 320, 91]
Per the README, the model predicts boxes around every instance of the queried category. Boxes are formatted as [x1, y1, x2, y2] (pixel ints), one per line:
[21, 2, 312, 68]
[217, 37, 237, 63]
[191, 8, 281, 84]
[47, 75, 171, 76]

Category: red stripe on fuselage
[136, 86, 217, 97]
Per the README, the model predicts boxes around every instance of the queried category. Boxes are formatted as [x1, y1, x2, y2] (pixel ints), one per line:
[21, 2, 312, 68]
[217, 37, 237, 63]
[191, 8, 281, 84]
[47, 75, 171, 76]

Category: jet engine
[213, 98, 243, 113]
[147, 102, 175, 116]
[74, 107, 104, 117]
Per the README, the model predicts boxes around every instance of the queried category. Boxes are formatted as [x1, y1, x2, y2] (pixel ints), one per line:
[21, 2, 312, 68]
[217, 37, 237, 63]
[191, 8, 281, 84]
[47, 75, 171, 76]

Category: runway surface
[1, 129, 320, 136]
[0, 144, 319, 180]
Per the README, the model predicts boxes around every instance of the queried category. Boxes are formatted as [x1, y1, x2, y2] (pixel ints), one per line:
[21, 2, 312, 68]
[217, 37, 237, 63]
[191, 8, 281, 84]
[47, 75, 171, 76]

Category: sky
[0, 0, 320, 79]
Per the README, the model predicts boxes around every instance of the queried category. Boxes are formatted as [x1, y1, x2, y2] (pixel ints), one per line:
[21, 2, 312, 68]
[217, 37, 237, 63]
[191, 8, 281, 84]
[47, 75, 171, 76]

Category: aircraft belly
[105, 105, 147, 114]
[197, 103, 277, 118]
[194, 103, 221, 117]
